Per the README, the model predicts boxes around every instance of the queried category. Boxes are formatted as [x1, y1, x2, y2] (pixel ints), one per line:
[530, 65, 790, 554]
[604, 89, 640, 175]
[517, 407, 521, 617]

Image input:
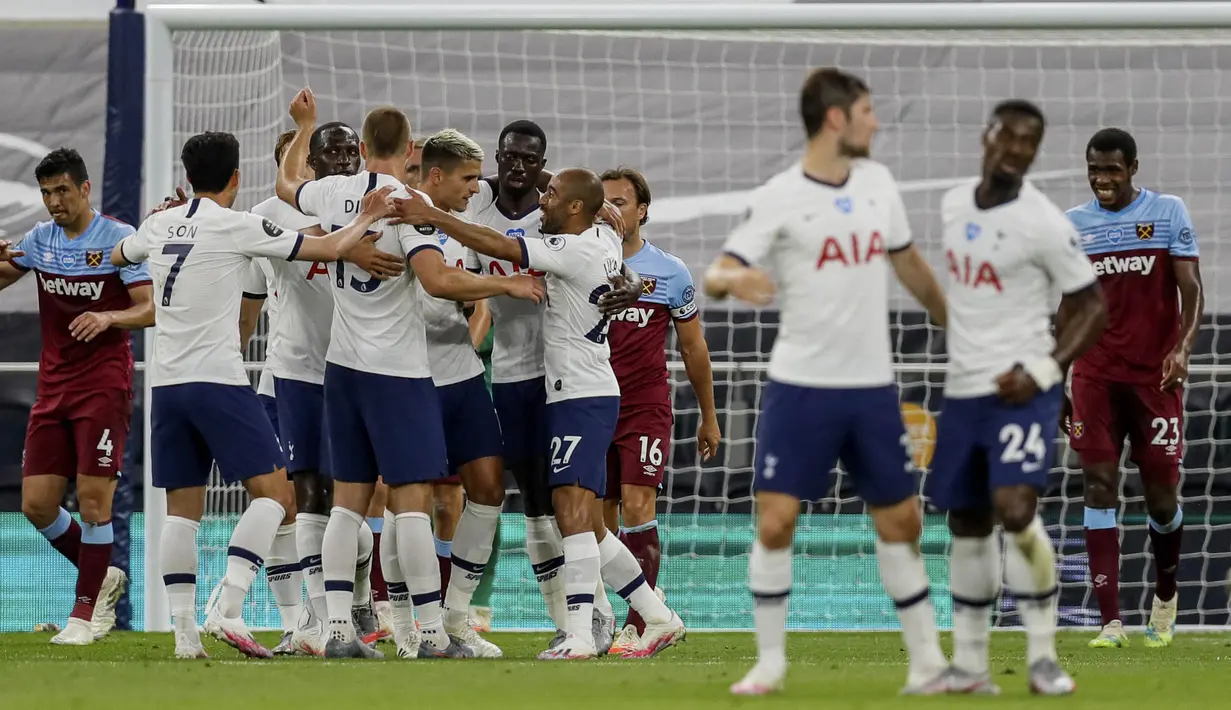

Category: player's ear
[405, 139, 416, 161]
[359, 141, 369, 161]
[1129, 159, 1139, 178]
[79, 179, 91, 200]
[228, 170, 240, 193]
[637, 203, 648, 225]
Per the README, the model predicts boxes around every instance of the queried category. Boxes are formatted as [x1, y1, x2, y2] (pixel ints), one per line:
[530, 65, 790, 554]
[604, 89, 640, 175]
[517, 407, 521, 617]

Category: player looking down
[0, 148, 152, 645]
[392, 167, 686, 661]
[115, 130, 396, 660]
[705, 67, 950, 696]
[930, 100, 1107, 695]
[1066, 127, 1203, 649]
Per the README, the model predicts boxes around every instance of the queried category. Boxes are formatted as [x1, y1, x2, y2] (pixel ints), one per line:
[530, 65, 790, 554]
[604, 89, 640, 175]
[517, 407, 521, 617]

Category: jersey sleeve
[107, 222, 151, 285]
[462, 179, 497, 220]
[721, 189, 781, 266]
[235, 212, 305, 261]
[398, 223, 445, 261]
[667, 261, 699, 322]
[118, 220, 154, 264]
[464, 247, 481, 273]
[519, 233, 591, 278]
[242, 260, 269, 299]
[10, 224, 38, 270]
[1166, 196, 1199, 259]
[1038, 215, 1097, 295]
[883, 174, 913, 251]
[294, 176, 337, 216]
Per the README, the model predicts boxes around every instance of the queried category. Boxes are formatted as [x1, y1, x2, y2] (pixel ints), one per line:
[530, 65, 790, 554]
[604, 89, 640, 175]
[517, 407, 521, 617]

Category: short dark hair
[309, 121, 355, 159]
[181, 132, 240, 193]
[1086, 127, 1137, 166]
[498, 120, 547, 153]
[274, 130, 296, 166]
[799, 67, 870, 139]
[600, 166, 652, 226]
[362, 108, 411, 159]
[992, 99, 1047, 131]
[34, 148, 89, 186]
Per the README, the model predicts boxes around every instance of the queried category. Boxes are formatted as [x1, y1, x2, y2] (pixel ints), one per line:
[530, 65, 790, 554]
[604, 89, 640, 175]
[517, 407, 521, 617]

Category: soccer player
[409, 128, 509, 657]
[930, 100, 1107, 695]
[600, 166, 720, 655]
[113, 131, 395, 659]
[0, 148, 152, 645]
[275, 89, 544, 659]
[1065, 128, 1203, 648]
[703, 68, 950, 696]
[392, 168, 686, 661]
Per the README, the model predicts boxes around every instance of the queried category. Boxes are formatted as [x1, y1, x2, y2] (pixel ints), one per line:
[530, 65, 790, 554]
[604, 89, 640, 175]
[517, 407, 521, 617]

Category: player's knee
[995, 502, 1036, 533]
[870, 497, 922, 544]
[756, 509, 796, 550]
[947, 509, 994, 538]
[21, 496, 58, 529]
[619, 489, 656, 529]
[1082, 465, 1119, 508]
[1144, 486, 1179, 526]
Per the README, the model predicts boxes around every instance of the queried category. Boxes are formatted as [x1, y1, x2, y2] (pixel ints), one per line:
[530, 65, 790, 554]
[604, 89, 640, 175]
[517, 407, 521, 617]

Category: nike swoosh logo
[552, 465, 571, 474]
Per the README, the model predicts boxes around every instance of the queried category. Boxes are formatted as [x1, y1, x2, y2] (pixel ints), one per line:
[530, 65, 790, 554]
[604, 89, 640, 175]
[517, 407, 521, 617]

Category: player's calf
[1143, 481, 1183, 646]
[994, 486, 1065, 678]
[1081, 461, 1125, 637]
[946, 509, 1001, 692]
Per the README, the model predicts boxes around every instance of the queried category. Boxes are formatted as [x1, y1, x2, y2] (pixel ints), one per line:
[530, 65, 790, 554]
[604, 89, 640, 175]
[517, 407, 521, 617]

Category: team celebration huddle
[0, 63, 1202, 697]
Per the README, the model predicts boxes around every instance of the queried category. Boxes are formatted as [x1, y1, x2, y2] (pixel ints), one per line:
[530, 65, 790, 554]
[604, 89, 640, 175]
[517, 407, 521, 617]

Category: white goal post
[140, 3, 1231, 633]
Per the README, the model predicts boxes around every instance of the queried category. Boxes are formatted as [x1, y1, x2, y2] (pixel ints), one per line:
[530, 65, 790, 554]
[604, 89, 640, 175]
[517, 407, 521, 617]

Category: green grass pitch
[2, 631, 1228, 709]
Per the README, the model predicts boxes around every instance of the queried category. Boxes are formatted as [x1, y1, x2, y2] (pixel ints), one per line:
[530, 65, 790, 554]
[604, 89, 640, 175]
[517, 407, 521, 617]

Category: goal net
[150, 17, 1231, 632]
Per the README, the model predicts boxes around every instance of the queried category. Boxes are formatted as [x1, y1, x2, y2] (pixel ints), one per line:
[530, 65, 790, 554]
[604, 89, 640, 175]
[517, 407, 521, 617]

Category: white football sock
[593, 574, 614, 620]
[296, 512, 329, 625]
[321, 506, 362, 641]
[161, 516, 200, 621]
[443, 501, 501, 630]
[265, 523, 303, 632]
[1005, 516, 1059, 665]
[218, 497, 284, 619]
[598, 531, 670, 624]
[354, 520, 373, 608]
[949, 535, 1000, 676]
[562, 531, 601, 646]
[748, 540, 791, 672]
[525, 515, 568, 630]
[876, 539, 947, 683]
[396, 511, 447, 650]
[380, 510, 413, 632]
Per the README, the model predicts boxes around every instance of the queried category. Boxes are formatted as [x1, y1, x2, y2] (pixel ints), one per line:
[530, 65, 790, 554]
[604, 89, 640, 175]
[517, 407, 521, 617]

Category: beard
[838, 138, 870, 159]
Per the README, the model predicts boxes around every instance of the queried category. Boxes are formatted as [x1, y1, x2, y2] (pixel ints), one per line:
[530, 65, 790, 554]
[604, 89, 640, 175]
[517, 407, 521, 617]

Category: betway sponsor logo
[1092, 254, 1156, 277]
[610, 306, 653, 327]
[38, 273, 104, 300]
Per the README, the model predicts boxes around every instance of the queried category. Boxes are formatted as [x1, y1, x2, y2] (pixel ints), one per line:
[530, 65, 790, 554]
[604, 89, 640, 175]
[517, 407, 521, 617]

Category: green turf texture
[2, 631, 1229, 709]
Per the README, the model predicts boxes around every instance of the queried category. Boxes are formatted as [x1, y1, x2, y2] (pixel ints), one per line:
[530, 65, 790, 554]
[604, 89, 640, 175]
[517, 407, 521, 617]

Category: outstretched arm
[703, 253, 774, 307]
[276, 88, 316, 208]
[411, 249, 543, 303]
[391, 194, 523, 264]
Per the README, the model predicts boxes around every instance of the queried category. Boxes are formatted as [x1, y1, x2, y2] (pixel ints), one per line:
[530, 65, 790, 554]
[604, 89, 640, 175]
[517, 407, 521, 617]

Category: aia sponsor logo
[37, 273, 104, 300]
[946, 250, 1002, 291]
[815, 231, 885, 269]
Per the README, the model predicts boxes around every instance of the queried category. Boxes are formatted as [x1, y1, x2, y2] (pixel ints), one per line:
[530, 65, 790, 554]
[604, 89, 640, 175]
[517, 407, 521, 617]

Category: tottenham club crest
[1136, 222, 1155, 240]
[965, 222, 981, 242]
[85, 250, 104, 268]
[834, 196, 853, 214]
[641, 276, 658, 296]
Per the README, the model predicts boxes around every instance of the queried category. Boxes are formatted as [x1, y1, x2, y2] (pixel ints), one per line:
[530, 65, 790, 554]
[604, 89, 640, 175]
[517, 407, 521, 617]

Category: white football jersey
[119, 197, 307, 387]
[249, 196, 333, 386]
[519, 224, 623, 403]
[418, 233, 485, 386]
[941, 179, 1097, 398]
[296, 171, 439, 378]
[721, 160, 912, 388]
[462, 179, 547, 384]
[240, 259, 278, 396]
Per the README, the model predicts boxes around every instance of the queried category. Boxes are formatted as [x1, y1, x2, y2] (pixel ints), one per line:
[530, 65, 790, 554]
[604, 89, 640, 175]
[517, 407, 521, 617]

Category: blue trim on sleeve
[285, 232, 305, 262]
[117, 240, 136, 266]
[293, 181, 310, 212]
[722, 250, 750, 267]
[242, 292, 268, 300]
[516, 236, 530, 269]
[407, 244, 444, 261]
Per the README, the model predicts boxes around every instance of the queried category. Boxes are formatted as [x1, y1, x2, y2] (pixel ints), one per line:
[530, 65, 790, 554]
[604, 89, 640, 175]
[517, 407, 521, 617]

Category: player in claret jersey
[705, 68, 950, 696]
[115, 131, 396, 660]
[930, 100, 1107, 695]
[0, 148, 152, 645]
[1065, 128, 1204, 649]
[599, 166, 720, 656]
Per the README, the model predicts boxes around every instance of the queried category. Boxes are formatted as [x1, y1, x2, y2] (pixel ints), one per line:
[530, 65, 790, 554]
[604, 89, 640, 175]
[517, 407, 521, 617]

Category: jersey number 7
[585, 284, 614, 344]
[160, 244, 195, 306]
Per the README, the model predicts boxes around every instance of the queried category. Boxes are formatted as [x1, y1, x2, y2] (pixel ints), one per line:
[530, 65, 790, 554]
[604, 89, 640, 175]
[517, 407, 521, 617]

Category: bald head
[540, 167, 606, 234]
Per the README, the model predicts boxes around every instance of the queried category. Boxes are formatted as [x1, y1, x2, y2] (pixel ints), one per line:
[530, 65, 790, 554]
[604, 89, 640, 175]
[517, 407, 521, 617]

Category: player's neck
[496, 187, 540, 217]
[1104, 186, 1141, 213]
[364, 158, 407, 183]
[61, 209, 95, 238]
[622, 230, 644, 260]
[193, 192, 234, 209]
[973, 176, 1021, 210]
[560, 218, 594, 236]
[800, 142, 852, 187]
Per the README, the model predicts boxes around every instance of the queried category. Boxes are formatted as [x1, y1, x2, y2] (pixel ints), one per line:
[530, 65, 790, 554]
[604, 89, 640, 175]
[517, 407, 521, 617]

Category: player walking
[0, 148, 152, 645]
[393, 168, 686, 661]
[275, 90, 543, 660]
[114, 131, 395, 659]
[705, 68, 951, 696]
[930, 100, 1107, 695]
[599, 166, 720, 655]
[1066, 128, 1203, 649]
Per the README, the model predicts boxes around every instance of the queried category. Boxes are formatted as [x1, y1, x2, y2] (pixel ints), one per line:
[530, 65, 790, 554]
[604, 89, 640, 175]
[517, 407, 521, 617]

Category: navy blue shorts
[439, 374, 503, 474]
[546, 396, 620, 495]
[492, 377, 548, 464]
[151, 383, 286, 490]
[927, 389, 1063, 512]
[275, 377, 330, 477]
[323, 363, 448, 486]
[259, 394, 279, 442]
[753, 380, 916, 506]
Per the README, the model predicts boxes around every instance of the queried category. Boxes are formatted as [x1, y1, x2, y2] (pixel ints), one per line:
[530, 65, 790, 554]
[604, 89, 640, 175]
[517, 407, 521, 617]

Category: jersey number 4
[160, 244, 195, 306]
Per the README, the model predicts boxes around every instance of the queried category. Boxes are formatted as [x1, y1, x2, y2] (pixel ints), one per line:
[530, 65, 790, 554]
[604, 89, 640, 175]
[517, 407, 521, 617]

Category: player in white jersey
[275, 91, 544, 659]
[408, 129, 508, 657]
[110, 130, 395, 660]
[703, 68, 951, 696]
[929, 100, 1106, 696]
[393, 167, 685, 661]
